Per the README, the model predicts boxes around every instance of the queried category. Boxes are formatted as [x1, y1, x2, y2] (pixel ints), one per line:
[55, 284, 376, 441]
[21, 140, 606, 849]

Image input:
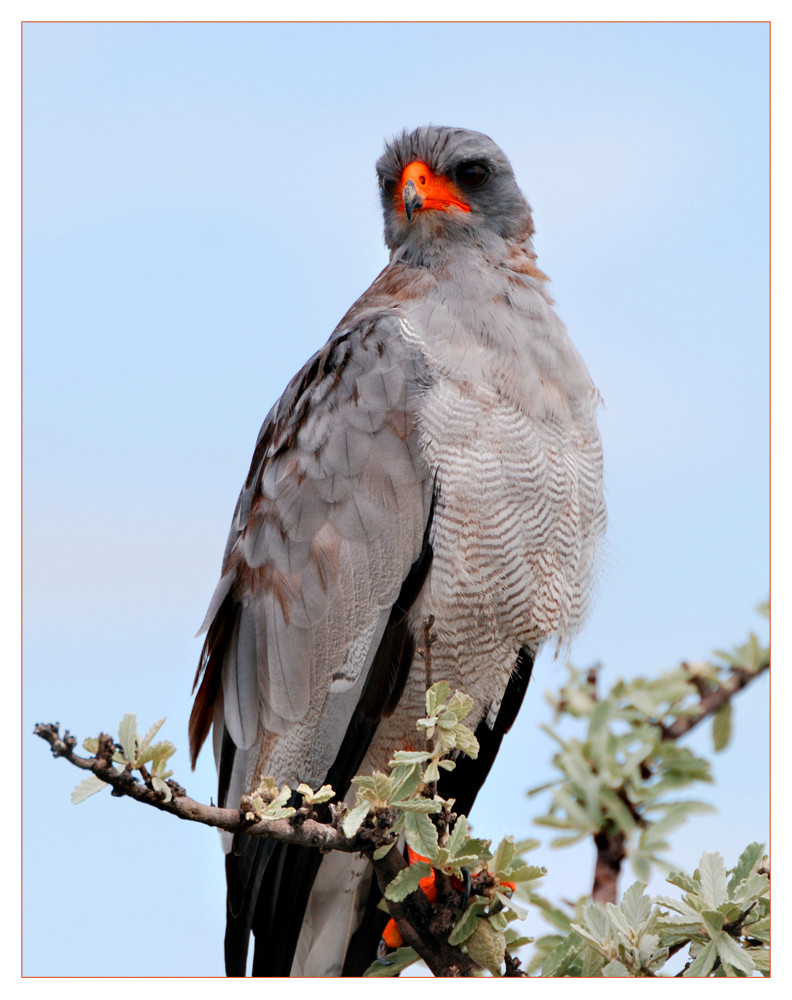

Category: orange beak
[399, 161, 471, 220]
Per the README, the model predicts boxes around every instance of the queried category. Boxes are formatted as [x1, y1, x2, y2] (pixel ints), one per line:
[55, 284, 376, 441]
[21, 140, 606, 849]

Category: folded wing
[189, 310, 434, 974]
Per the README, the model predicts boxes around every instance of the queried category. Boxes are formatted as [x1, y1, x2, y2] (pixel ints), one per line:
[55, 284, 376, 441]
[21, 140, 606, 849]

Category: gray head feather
[376, 125, 533, 251]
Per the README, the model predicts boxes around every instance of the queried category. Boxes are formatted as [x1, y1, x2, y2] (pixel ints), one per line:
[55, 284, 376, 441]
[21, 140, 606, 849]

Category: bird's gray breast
[391, 298, 606, 735]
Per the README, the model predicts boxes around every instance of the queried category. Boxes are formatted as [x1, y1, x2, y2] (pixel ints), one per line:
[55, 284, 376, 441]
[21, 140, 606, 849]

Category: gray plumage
[190, 125, 606, 977]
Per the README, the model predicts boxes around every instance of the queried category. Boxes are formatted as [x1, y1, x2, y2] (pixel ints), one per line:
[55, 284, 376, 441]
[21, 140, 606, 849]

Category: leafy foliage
[528, 610, 769, 882]
[352, 682, 546, 976]
[61, 606, 768, 978]
[72, 715, 176, 803]
[528, 662, 715, 878]
[531, 844, 769, 977]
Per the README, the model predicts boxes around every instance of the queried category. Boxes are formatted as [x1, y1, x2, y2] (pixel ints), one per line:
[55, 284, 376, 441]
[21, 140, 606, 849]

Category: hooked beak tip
[402, 178, 422, 222]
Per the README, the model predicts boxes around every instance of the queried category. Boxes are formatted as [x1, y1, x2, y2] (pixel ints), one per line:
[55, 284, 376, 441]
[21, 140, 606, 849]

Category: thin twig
[421, 614, 436, 696]
[661, 663, 769, 741]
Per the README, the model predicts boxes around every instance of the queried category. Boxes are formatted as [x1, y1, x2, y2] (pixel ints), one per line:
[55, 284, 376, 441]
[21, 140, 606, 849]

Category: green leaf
[526, 778, 561, 798]
[505, 864, 546, 884]
[630, 852, 652, 883]
[715, 932, 756, 975]
[712, 701, 732, 752]
[451, 723, 479, 758]
[446, 690, 474, 721]
[150, 775, 172, 802]
[701, 910, 725, 936]
[619, 881, 650, 928]
[495, 890, 528, 920]
[493, 836, 515, 876]
[71, 774, 110, 803]
[746, 947, 770, 974]
[548, 832, 588, 848]
[384, 860, 431, 902]
[698, 852, 728, 908]
[732, 872, 769, 905]
[588, 698, 612, 736]
[599, 788, 638, 835]
[448, 897, 488, 946]
[138, 717, 166, 757]
[666, 870, 698, 894]
[728, 842, 765, 892]
[390, 750, 433, 765]
[402, 811, 439, 858]
[373, 772, 393, 804]
[309, 784, 336, 805]
[262, 785, 296, 820]
[390, 763, 423, 801]
[446, 815, 468, 856]
[504, 932, 532, 950]
[363, 946, 420, 977]
[423, 760, 440, 783]
[542, 931, 584, 977]
[352, 775, 377, 792]
[342, 799, 371, 837]
[396, 798, 441, 814]
[426, 681, 450, 715]
[526, 891, 574, 932]
[148, 740, 177, 771]
[602, 959, 631, 977]
[581, 945, 606, 977]
[118, 713, 139, 763]
[373, 842, 397, 861]
[684, 939, 719, 977]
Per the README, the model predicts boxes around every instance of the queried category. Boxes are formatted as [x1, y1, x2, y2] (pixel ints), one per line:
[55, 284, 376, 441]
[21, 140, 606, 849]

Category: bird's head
[376, 126, 534, 255]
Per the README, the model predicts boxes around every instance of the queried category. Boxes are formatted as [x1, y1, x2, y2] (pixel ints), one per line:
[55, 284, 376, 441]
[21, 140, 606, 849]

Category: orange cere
[400, 160, 471, 214]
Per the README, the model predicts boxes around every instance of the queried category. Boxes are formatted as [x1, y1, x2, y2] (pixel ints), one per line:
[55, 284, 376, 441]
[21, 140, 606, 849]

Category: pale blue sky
[23, 21, 768, 975]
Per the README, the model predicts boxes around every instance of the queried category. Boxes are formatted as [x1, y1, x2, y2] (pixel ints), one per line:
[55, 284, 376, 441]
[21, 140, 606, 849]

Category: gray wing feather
[194, 310, 432, 793]
[221, 608, 259, 749]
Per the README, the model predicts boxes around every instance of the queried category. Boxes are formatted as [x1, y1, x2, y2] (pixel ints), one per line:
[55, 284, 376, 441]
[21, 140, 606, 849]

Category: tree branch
[371, 847, 477, 977]
[588, 657, 768, 904]
[591, 829, 627, 904]
[34, 722, 369, 852]
[661, 663, 768, 741]
[34, 721, 478, 977]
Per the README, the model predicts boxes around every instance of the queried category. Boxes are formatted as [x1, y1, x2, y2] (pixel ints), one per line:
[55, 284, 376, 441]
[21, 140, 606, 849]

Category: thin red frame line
[19, 18, 24, 982]
[17, 18, 774, 978]
[16, 18, 773, 23]
[766, 17, 772, 981]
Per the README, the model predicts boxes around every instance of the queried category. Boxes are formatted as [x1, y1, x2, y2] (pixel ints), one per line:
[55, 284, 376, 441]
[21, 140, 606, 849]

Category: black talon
[377, 937, 393, 966]
[461, 867, 472, 910]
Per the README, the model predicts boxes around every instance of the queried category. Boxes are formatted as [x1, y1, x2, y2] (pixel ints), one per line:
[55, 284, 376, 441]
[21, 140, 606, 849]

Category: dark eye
[455, 160, 490, 189]
[380, 176, 397, 197]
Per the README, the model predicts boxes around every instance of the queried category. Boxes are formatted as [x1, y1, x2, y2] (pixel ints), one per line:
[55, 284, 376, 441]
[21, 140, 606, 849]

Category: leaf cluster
[530, 610, 768, 881]
[346, 682, 545, 976]
[532, 843, 768, 977]
[241, 777, 335, 822]
[72, 715, 176, 804]
[656, 843, 769, 976]
[530, 662, 715, 877]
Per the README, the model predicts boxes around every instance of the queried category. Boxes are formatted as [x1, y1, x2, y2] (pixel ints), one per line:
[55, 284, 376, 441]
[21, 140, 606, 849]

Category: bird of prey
[189, 125, 606, 977]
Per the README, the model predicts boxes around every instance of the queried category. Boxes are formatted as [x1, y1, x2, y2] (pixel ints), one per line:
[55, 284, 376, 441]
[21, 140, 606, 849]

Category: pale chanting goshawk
[189, 125, 607, 976]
